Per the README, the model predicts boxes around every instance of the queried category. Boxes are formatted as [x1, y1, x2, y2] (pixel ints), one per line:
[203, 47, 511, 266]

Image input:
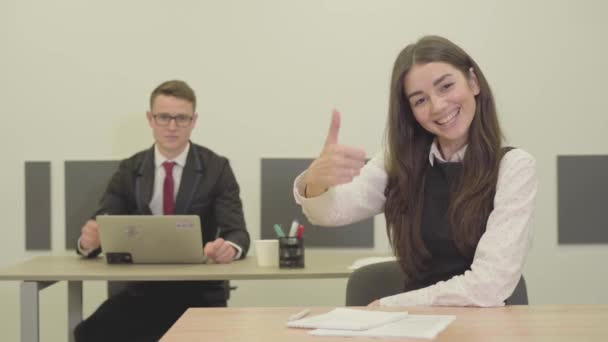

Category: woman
[293, 35, 537, 307]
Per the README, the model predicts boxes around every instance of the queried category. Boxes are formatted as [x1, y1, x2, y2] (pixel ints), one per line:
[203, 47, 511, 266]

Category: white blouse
[293, 142, 537, 307]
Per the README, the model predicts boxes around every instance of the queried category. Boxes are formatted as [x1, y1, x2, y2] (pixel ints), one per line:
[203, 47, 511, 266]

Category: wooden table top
[161, 305, 608, 342]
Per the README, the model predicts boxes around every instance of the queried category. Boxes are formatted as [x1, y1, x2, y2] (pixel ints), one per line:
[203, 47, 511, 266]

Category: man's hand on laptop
[80, 219, 101, 251]
[204, 238, 236, 264]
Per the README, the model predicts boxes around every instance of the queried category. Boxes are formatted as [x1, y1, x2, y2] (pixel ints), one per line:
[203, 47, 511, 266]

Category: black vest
[404, 148, 512, 292]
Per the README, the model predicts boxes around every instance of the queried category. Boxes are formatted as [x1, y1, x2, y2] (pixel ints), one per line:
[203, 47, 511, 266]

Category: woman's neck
[437, 137, 467, 161]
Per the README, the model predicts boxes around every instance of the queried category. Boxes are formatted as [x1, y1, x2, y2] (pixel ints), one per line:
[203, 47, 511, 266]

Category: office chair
[108, 281, 237, 299]
[107, 281, 128, 298]
[345, 260, 528, 306]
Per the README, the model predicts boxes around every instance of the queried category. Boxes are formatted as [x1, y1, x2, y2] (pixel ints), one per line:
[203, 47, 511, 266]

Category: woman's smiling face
[404, 62, 480, 153]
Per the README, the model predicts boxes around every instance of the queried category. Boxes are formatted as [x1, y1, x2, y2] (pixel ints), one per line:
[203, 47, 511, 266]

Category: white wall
[1, 0, 607, 340]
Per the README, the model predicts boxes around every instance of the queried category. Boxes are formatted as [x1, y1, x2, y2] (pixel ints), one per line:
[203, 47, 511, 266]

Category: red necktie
[162, 161, 176, 215]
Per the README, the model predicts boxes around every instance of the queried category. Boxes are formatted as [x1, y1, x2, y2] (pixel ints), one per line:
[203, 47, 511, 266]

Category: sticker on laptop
[175, 221, 194, 230]
[124, 225, 142, 239]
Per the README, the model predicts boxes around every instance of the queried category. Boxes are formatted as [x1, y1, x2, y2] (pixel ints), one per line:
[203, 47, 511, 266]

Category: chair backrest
[504, 275, 528, 305]
[346, 261, 406, 306]
[345, 260, 528, 306]
[107, 281, 237, 299]
[108, 281, 128, 298]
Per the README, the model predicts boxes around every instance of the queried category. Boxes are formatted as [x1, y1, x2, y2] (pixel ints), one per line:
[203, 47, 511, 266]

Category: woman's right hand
[303, 110, 367, 197]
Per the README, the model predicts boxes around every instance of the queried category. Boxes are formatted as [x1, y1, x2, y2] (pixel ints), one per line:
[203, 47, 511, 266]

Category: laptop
[97, 215, 206, 264]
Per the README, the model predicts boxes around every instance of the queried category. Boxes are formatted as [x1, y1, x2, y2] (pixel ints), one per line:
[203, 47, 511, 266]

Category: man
[74, 80, 250, 341]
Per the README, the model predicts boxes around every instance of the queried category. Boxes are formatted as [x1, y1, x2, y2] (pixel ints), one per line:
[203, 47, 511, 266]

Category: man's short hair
[150, 80, 197, 111]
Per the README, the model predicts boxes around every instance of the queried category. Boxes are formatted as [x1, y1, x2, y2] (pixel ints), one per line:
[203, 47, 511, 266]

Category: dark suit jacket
[80, 142, 250, 302]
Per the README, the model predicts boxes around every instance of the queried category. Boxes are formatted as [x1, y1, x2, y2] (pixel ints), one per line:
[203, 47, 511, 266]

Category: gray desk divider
[65, 160, 120, 249]
[558, 155, 608, 244]
[261, 158, 373, 248]
[25, 161, 51, 250]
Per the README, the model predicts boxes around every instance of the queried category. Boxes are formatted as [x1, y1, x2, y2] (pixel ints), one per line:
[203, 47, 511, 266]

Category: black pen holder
[279, 237, 305, 268]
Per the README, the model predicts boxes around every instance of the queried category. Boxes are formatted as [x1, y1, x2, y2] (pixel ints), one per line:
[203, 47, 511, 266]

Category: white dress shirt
[79, 143, 242, 259]
[293, 141, 537, 307]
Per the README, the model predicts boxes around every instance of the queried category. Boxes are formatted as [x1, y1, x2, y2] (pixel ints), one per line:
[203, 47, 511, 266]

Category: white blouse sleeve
[380, 149, 537, 307]
[293, 151, 387, 227]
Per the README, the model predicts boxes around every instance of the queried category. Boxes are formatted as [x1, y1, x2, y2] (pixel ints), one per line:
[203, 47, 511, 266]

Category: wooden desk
[161, 305, 608, 342]
[0, 253, 368, 342]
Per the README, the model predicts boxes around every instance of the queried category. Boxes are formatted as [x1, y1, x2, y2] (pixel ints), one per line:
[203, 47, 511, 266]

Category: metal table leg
[67, 281, 83, 342]
[20, 281, 56, 342]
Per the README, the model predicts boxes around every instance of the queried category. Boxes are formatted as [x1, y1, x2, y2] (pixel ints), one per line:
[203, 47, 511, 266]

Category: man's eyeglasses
[152, 113, 194, 128]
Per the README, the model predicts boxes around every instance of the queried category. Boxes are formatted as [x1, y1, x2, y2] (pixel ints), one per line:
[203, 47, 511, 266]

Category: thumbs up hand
[303, 109, 367, 197]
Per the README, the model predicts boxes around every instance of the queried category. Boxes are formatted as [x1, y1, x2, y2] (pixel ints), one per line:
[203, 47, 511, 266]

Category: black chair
[107, 281, 128, 298]
[107, 281, 237, 299]
[345, 260, 528, 306]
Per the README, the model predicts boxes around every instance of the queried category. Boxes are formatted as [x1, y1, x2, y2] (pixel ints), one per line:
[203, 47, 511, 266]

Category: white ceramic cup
[254, 239, 279, 267]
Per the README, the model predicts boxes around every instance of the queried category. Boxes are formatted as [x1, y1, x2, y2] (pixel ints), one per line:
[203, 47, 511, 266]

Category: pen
[295, 224, 304, 239]
[273, 224, 286, 238]
[288, 219, 299, 237]
[288, 308, 310, 321]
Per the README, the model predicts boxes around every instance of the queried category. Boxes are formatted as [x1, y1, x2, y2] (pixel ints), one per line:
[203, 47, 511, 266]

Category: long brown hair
[384, 36, 503, 278]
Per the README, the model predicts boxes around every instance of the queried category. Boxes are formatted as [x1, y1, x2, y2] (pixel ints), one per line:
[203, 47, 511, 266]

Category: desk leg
[67, 281, 82, 342]
[20, 281, 56, 342]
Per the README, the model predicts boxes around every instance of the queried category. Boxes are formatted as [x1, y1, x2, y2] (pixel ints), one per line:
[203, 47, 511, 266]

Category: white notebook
[286, 308, 408, 331]
[348, 256, 397, 270]
[310, 314, 456, 339]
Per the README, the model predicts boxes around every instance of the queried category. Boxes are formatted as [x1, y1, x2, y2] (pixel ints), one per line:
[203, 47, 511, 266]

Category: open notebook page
[286, 308, 408, 331]
[310, 314, 456, 339]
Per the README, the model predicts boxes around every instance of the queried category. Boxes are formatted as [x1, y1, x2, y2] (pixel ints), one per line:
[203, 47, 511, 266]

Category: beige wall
[1, 0, 607, 340]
